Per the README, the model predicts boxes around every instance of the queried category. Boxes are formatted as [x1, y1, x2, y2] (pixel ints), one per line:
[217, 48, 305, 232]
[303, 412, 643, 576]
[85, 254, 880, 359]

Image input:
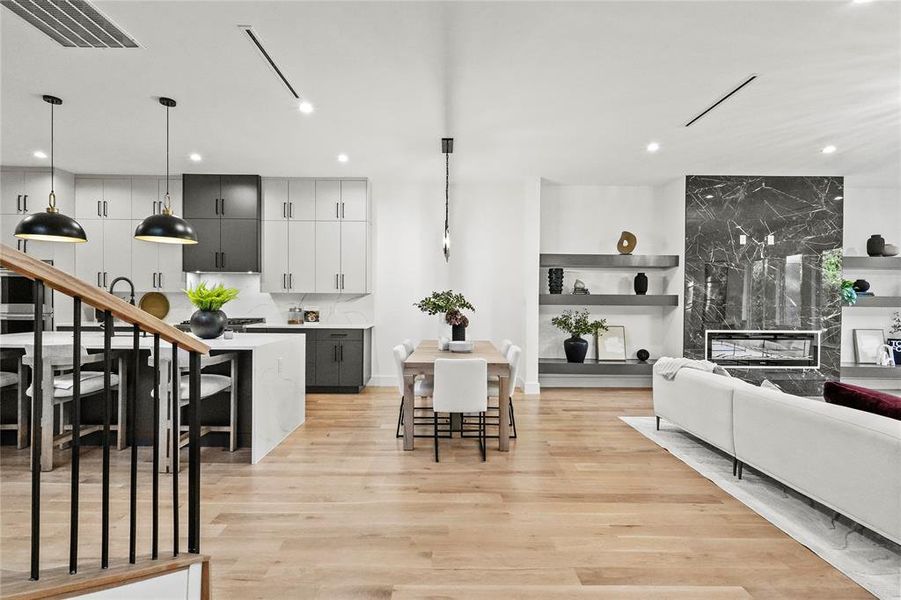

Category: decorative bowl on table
[448, 340, 474, 353]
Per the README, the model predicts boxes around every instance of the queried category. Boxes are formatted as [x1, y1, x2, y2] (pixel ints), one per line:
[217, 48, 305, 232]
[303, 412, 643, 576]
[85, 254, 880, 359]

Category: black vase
[636, 349, 650, 362]
[633, 272, 648, 295]
[867, 234, 885, 257]
[452, 324, 466, 341]
[190, 309, 227, 339]
[564, 335, 588, 363]
[852, 279, 870, 293]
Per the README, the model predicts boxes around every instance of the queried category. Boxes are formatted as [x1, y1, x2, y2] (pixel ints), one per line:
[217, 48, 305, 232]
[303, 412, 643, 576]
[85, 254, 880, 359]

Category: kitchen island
[0, 331, 305, 465]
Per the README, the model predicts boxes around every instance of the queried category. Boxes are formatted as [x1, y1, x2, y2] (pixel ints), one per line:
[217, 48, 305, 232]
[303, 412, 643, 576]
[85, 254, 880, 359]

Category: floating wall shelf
[845, 296, 901, 308]
[539, 254, 679, 269]
[842, 256, 901, 271]
[840, 363, 901, 380]
[539, 294, 679, 306]
[539, 358, 656, 376]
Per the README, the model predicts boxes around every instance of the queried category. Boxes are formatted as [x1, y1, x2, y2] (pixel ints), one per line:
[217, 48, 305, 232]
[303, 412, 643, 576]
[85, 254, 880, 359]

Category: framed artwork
[853, 329, 884, 364]
[596, 326, 627, 361]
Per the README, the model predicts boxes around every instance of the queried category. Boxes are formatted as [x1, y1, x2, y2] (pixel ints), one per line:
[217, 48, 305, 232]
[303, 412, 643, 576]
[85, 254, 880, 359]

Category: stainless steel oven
[1, 266, 54, 333]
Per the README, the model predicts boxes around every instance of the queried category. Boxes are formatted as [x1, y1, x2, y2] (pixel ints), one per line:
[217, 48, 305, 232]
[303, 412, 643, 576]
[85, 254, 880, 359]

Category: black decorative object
[189, 309, 227, 339]
[548, 268, 564, 294]
[852, 279, 870, 293]
[441, 137, 453, 262]
[134, 97, 198, 245]
[867, 234, 885, 257]
[563, 336, 589, 363]
[636, 348, 650, 362]
[452, 324, 466, 341]
[633, 272, 648, 295]
[15, 95, 87, 244]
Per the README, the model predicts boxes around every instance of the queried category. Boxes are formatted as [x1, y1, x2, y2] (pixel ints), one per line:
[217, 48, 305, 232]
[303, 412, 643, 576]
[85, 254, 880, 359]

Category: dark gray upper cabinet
[182, 174, 261, 272]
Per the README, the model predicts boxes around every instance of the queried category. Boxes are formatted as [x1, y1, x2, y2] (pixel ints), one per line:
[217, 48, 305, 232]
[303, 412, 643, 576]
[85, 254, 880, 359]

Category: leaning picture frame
[596, 325, 627, 361]
[853, 329, 885, 364]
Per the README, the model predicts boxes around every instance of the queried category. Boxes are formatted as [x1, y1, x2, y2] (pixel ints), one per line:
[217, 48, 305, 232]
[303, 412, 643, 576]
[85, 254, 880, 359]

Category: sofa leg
[732, 457, 738, 477]
[655, 416, 660, 431]
[737, 461, 744, 480]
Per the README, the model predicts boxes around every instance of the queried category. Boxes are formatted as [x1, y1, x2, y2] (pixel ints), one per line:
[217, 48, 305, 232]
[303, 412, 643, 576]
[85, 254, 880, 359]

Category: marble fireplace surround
[684, 175, 844, 396]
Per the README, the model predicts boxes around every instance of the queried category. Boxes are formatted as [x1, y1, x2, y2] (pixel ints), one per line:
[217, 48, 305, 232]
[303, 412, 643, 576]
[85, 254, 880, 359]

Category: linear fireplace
[705, 330, 821, 369]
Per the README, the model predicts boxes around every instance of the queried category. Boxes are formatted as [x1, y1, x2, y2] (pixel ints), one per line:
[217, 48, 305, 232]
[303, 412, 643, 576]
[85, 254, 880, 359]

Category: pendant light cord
[164, 104, 171, 209]
[49, 102, 55, 208]
[444, 151, 449, 233]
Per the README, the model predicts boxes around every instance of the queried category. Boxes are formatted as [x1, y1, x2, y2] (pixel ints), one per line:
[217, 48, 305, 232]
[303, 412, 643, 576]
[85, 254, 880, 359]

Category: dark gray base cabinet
[251, 327, 371, 393]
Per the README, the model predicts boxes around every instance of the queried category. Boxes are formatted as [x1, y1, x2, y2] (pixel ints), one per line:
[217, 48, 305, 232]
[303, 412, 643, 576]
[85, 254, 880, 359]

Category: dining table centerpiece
[185, 282, 239, 339]
[415, 290, 475, 341]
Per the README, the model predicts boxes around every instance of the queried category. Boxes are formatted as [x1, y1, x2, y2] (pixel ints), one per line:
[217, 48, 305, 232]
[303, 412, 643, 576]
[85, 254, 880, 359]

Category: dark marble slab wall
[684, 175, 844, 396]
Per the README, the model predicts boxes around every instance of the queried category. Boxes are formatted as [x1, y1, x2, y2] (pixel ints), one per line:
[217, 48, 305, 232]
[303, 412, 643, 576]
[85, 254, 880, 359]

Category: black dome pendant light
[15, 95, 87, 244]
[134, 97, 198, 245]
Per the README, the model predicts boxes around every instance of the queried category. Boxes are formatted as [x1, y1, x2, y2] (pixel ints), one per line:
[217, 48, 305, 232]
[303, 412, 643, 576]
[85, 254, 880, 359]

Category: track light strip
[243, 27, 300, 99]
[684, 74, 758, 128]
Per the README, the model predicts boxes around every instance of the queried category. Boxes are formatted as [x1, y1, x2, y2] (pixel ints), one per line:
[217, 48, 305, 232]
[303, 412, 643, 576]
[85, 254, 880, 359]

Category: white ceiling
[2, 1, 899, 186]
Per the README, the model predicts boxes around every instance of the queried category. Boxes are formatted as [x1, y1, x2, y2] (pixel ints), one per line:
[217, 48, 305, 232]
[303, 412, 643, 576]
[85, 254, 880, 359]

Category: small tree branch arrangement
[414, 290, 475, 328]
[890, 312, 901, 337]
[551, 309, 606, 338]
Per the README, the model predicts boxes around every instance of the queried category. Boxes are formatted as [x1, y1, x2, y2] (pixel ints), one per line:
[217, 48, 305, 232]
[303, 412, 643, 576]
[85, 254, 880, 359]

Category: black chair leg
[434, 412, 439, 463]
[656, 415, 660, 431]
[732, 456, 738, 477]
[509, 397, 517, 439]
[396, 397, 404, 438]
[737, 461, 744, 480]
[480, 411, 486, 462]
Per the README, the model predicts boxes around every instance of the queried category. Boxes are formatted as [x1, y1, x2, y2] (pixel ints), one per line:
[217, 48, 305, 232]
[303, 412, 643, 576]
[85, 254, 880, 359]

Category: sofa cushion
[824, 381, 901, 421]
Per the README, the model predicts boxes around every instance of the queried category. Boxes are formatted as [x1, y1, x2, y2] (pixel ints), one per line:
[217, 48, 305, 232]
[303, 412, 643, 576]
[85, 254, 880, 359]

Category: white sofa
[652, 365, 901, 545]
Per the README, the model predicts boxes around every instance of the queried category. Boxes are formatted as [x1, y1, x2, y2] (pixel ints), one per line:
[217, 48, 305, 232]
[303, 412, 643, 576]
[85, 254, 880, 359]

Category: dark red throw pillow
[824, 381, 901, 421]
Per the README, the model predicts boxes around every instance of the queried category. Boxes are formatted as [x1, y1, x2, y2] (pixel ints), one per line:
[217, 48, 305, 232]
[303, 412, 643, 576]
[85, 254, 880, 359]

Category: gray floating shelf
[540, 253, 679, 268]
[843, 256, 901, 270]
[539, 358, 656, 375]
[841, 363, 901, 380]
[540, 294, 679, 306]
[845, 296, 901, 308]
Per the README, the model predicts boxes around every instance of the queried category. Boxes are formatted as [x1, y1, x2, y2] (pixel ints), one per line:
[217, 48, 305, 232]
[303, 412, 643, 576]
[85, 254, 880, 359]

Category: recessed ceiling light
[705, 194, 714, 199]
[834, 195, 844, 200]
[822, 145, 837, 154]
[852, 0, 873, 4]
[189, 153, 202, 162]
[646, 142, 660, 153]
[337, 153, 349, 163]
[298, 100, 314, 114]
[33, 150, 47, 159]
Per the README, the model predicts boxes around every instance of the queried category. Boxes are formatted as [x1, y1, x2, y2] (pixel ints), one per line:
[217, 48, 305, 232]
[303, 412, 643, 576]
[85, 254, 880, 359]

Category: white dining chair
[499, 339, 513, 356]
[23, 343, 121, 471]
[159, 350, 238, 473]
[432, 358, 488, 462]
[464, 343, 520, 440]
[393, 344, 447, 439]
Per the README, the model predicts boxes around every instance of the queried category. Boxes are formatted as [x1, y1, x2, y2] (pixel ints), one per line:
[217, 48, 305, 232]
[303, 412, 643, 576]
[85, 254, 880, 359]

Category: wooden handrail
[0, 243, 208, 355]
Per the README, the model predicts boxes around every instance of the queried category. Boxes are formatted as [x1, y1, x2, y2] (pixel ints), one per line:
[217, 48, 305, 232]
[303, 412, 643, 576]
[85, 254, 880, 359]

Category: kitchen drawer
[316, 329, 363, 342]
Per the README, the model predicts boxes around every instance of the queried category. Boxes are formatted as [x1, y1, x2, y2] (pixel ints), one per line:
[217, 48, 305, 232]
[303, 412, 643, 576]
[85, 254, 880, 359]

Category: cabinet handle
[341, 202, 345, 219]
[335, 273, 339, 289]
[103, 200, 108, 217]
[159, 272, 164, 288]
[336, 202, 339, 218]
[103, 272, 108, 287]
[339, 344, 344, 362]
[283, 202, 287, 219]
[289, 203, 294, 218]
[153, 272, 157, 288]
[221, 198, 225, 215]
[289, 273, 293, 289]
[221, 252, 226, 269]
[97, 272, 102, 287]
[22, 240, 27, 253]
[22, 195, 27, 212]
[340, 274, 344, 290]
[282, 273, 287, 289]
[215, 252, 219, 269]
[214, 198, 219, 215]
[16, 194, 21, 212]
[97, 200, 102, 216]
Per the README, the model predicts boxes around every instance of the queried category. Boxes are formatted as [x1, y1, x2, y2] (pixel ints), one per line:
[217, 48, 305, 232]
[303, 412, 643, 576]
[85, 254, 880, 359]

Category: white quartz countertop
[0, 331, 305, 352]
[245, 323, 373, 330]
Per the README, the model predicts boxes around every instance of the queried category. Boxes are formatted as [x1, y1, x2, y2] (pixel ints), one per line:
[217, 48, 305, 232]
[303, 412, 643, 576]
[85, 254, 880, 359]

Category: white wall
[840, 182, 901, 364]
[538, 182, 685, 384]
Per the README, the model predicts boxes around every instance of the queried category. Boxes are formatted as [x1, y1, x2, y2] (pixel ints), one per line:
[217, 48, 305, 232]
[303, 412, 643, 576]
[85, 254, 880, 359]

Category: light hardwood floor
[1, 387, 870, 599]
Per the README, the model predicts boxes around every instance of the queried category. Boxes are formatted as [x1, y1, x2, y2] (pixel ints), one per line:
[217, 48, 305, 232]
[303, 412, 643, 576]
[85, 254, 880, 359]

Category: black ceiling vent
[1, 0, 138, 48]
[684, 74, 758, 128]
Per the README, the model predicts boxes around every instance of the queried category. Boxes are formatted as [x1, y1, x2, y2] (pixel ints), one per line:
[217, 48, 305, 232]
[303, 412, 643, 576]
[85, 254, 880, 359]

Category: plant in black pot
[414, 290, 475, 341]
[185, 282, 239, 339]
[552, 309, 601, 363]
[888, 312, 901, 364]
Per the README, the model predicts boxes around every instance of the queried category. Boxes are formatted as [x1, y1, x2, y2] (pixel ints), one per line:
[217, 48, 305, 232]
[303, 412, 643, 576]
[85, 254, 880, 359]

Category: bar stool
[432, 358, 488, 462]
[23, 343, 123, 471]
[159, 350, 238, 472]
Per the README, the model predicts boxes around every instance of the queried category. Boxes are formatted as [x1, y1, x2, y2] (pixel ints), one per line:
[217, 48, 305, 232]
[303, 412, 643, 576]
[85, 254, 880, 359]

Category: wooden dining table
[403, 340, 512, 451]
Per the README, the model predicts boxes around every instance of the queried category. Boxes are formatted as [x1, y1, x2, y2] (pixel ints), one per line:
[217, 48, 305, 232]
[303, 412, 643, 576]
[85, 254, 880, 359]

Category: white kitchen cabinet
[340, 180, 368, 221]
[156, 242, 183, 292]
[315, 221, 341, 292]
[74, 219, 105, 286]
[339, 221, 367, 293]
[74, 219, 133, 288]
[75, 177, 131, 219]
[288, 221, 316, 291]
[262, 178, 288, 221]
[1, 169, 24, 215]
[288, 179, 315, 220]
[2, 168, 73, 216]
[75, 178, 104, 219]
[131, 177, 158, 219]
[261, 219, 289, 292]
[101, 178, 131, 219]
[132, 219, 183, 292]
[315, 180, 341, 221]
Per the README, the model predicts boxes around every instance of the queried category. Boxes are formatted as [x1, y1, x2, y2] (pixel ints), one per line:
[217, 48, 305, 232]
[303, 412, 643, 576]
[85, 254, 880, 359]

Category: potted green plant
[589, 317, 609, 361]
[551, 308, 597, 363]
[888, 311, 901, 364]
[184, 282, 239, 339]
[414, 290, 475, 341]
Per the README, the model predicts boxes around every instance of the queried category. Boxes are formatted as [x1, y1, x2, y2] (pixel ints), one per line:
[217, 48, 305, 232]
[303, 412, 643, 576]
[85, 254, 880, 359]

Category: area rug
[620, 416, 901, 600]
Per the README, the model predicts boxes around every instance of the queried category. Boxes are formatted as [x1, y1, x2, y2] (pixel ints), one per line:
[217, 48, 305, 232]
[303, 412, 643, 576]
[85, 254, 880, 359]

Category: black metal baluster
[101, 310, 112, 569]
[30, 280, 44, 581]
[128, 323, 139, 564]
[152, 334, 160, 560]
[171, 343, 179, 556]
[188, 351, 201, 553]
[68, 298, 82, 574]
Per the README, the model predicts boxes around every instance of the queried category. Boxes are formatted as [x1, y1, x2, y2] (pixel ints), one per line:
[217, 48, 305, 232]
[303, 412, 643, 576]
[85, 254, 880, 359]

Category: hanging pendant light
[134, 97, 198, 245]
[441, 137, 453, 262]
[15, 95, 87, 243]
